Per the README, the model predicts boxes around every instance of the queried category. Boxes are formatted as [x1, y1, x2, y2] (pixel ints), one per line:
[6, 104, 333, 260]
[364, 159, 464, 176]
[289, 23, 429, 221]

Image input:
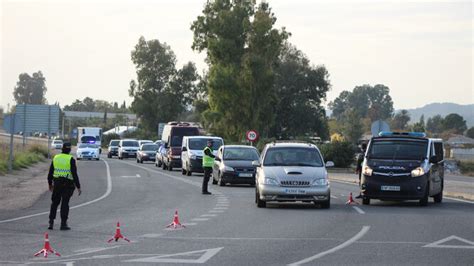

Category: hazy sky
[1, 0, 473, 112]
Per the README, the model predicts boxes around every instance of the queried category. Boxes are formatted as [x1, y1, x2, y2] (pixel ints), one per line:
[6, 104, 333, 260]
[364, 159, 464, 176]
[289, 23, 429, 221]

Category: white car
[138, 140, 154, 146]
[76, 143, 101, 160]
[52, 140, 63, 149]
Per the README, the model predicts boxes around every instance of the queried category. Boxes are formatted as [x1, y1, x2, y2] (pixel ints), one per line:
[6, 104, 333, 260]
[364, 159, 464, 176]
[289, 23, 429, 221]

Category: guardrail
[0, 133, 49, 146]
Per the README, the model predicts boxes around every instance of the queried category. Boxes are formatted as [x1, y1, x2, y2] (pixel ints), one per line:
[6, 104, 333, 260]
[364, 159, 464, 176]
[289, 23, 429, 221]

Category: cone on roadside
[166, 210, 186, 229]
[34, 233, 61, 258]
[345, 192, 359, 205]
[107, 222, 130, 243]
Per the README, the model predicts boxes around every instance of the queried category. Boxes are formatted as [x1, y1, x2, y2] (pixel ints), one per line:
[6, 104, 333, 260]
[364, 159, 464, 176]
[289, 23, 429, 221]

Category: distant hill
[402, 103, 474, 127]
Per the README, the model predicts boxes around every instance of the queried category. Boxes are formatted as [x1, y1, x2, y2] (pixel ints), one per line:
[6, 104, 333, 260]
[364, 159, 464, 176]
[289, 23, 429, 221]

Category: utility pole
[8, 113, 15, 173]
[47, 105, 52, 159]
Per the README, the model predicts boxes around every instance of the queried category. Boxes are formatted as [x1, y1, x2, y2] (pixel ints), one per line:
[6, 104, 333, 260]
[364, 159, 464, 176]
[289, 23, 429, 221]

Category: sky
[1, 0, 473, 112]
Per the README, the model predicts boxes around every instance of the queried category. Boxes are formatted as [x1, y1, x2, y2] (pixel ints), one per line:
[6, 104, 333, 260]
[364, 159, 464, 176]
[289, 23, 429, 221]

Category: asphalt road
[0, 156, 473, 265]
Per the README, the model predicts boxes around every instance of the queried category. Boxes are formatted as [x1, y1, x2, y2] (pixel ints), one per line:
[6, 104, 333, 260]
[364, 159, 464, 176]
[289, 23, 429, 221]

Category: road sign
[371, 120, 390, 136]
[246, 130, 259, 142]
[158, 123, 166, 138]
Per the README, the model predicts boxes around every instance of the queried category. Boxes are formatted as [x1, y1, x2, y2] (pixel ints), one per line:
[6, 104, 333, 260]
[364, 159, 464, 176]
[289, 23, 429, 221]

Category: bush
[28, 144, 49, 158]
[458, 161, 474, 177]
[319, 141, 356, 168]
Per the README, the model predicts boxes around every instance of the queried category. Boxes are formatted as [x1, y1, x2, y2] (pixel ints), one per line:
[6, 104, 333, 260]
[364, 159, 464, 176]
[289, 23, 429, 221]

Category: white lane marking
[65, 262, 74, 266]
[191, 218, 210, 221]
[213, 207, 228, 210]
[124, 247, 224, 263]
[288, 226, 370, 265]
[209, 210, 225, 213]
[423, 235, 474, 249]
[182, 223, 197, 226]
[140, 234, 164, 238]
[0, 160, 113, 224]
[201, 214, 217, 217]
[330, 195, 338, 199]
[156, 236, 341, 241]
[120, 174, 141, 178]
[352, 206, 365, 214]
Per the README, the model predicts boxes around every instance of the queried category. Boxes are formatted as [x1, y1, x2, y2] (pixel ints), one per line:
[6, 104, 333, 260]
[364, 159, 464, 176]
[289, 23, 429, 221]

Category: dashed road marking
[192, 218, 210, 221]
[209, 210, 225, 213]
[213, 207, 228, 210]
[201, 214, 217, 217]
[330, 195, 338, 199]
[352, 206, 365, 214]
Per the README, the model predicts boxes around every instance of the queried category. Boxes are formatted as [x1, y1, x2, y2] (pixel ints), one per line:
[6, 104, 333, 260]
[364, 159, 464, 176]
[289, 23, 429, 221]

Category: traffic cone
[107, 222, 130, 243]
[345, 192, 358, 205]
[34, 233, 61, 258]
[166, 210, 186, 229]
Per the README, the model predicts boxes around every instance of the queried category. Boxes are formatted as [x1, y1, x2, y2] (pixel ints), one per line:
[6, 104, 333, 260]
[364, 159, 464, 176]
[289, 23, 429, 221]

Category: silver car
[253, 142, 334, 208]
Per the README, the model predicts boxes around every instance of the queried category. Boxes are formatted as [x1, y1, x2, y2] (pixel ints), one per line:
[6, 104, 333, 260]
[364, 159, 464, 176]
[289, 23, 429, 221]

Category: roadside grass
[0, 143, 49, 175]
[458, 161, 474, 177]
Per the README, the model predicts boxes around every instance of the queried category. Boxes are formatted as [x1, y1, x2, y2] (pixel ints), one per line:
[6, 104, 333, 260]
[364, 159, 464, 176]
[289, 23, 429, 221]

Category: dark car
[107, 139, 120, 158]
[212, 145, 260, 186]
[155, 144, 167, 168]
[137, 144, 159, 163]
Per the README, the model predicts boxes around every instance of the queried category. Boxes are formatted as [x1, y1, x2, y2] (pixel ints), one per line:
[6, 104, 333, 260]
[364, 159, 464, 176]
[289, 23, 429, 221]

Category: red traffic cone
[34, 233, 61, 258]
[345, 192, 359, 205]
[166, 210, 186, 229]
[107, 222, 130, 243]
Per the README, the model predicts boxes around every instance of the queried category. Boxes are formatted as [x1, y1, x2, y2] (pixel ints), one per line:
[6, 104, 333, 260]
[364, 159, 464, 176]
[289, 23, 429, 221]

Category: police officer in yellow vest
[202, 140, 215, 195]
[47, 142, 81, 230]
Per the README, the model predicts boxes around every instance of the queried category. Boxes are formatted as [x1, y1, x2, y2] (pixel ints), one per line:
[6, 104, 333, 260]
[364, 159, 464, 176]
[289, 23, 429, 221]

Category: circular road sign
[246, 130, 259, 142]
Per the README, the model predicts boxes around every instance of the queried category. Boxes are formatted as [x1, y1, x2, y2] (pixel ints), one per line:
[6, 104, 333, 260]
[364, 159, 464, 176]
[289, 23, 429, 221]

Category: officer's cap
[62, 142, 72, 149]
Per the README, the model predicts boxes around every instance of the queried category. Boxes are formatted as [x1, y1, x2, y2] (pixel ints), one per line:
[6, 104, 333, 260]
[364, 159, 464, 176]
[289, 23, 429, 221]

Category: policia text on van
[360, 132, 444, 206]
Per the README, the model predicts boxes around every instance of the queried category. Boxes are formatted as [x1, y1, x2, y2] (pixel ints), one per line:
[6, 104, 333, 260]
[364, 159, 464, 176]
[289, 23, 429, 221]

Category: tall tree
[272, 43, 330, 139]
[442, 113, 467, 134]
[13, 71, 47, 104]
[466, 127, 474, 139]
[191, 0, 288, 140]
[129, 37, 199, 132]
[412, 115, 425, 132]
[391, 110, 411, 130]
[426, 115, 444, 133]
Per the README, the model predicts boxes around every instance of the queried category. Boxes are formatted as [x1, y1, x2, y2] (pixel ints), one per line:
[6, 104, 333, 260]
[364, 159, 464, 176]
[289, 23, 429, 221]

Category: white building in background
[103, 126, 137, 137]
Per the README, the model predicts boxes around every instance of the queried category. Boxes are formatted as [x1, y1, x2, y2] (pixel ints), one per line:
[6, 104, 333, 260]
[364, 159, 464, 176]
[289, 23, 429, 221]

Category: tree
[466, 127, 474, 139]
[442, 113, 467, 134]
[412, 115, 425, 132]
[191, 0, 288, 140]
[426, 115, 444, 133]
[13, 71, 47, 104]
[391, 110, 410, 130]
[342, 108, 364, 144]
[272, 43, 330, 139]
[129, 37, 199, 133]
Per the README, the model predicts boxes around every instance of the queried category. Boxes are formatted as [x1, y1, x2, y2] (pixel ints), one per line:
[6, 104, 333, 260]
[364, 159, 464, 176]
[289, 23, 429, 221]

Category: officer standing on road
[355, 143, 367, 199]
[47, 142, 81, 230]
[202, 139, 215, 195]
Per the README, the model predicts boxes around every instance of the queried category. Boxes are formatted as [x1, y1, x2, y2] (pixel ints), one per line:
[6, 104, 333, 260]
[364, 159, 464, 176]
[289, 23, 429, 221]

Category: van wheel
[433, 187, 443, 203]
[181, 168, 186, 175]
[162, 162, 167, 170]
[186, 169, 192, 176]
[158, 160, 162, 167]
[419, 184, 429, 206]
[256, 188, 266, 208]
[362, 197, 370, 205]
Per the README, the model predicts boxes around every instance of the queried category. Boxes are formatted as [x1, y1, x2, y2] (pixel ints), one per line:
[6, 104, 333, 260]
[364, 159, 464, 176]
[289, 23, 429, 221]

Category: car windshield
[368, 139, 428, 160]
[110, 140, 120, 146]
[122, 141, 139, 147]
[79, 144, 98, 149]
[189, 138, 223, 150]
[142, 144, 159, 151]
[263, 147, 324, 167]
[81, 136, 96, 143]
[223, 147, 259, 161]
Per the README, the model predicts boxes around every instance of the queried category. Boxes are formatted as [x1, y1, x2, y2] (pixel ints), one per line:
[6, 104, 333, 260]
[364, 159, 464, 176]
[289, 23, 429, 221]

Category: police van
[361, 132, 444, 206]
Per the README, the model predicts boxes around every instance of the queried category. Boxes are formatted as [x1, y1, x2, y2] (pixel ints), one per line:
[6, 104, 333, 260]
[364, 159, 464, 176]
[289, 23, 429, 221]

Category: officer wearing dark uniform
[202, 140, 215, 195]
[355, 143, 367, 199]
[47, 142, 81, 230]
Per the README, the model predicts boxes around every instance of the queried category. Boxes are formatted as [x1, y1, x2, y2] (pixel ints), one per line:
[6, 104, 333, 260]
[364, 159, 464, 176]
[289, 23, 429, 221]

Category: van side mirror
[325, 161, 335, 168]
[429, 155, 437, 164]
[182, 147, 187, 152]
[252, 160, 261, 167]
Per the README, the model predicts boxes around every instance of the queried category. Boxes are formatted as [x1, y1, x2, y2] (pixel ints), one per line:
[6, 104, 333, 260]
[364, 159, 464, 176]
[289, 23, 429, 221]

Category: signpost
[246, 130, 259, 146]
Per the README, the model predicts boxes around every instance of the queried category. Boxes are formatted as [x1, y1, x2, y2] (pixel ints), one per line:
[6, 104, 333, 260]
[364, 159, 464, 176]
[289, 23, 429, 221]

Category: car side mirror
[182, 147, 187, 152]
[325, 161, 335, 168]
[429, 155, 437, 164]
[252, 160, 261, 167]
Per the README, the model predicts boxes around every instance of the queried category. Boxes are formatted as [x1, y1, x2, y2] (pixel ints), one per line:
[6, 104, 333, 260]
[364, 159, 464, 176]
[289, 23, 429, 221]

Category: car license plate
[381, 185, 400, 191]
[239, 173, 253, 177]
[284, 189, 306, 194]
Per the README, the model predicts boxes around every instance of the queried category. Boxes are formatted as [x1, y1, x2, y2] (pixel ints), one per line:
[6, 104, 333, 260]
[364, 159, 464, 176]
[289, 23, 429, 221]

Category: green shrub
[458, 161, 474, 176]
[28, 144, 48, 158]
[320, 141, 356, 168]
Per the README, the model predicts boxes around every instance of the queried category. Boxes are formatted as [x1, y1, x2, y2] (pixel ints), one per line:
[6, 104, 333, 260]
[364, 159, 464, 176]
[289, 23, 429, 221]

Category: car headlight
[312, 178, 329, 186]
[223, 166, 234, 172]
[263, 177, 279, 185]
[411, 167, 425, 177]
[362, 166, 373, 176]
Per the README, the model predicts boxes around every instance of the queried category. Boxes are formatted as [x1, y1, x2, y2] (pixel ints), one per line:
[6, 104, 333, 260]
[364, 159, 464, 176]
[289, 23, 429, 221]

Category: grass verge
[458, 161, 474, 177]
[0, 143, 49, 175]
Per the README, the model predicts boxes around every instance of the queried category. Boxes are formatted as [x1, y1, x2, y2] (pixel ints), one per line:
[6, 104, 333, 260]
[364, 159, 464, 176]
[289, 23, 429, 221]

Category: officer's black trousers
[49, 180, 75, 223]
[202, 167, 212, 192]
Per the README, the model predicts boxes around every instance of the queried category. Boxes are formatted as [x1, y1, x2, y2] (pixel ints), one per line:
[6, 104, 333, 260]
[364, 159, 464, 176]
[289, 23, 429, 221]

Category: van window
[368, 139, 428, 160]
[81, 136, 96, 143]
[434, 142, 444, 162]
[169, 127, 200, 146]
[189, 138, 223, 150]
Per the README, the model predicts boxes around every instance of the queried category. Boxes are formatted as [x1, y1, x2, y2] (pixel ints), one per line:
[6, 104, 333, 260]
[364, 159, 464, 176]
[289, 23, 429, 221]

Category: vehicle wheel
[362, 197, 370, 205]
[96, 158, 100, 161]
[168, 165, 173, 171]
[433, 185, 443, 203]
[218, 174, 225, 187]
[162, 163, 167, 170]
[107, 154, 111, 158]
[186, 170, 192, 176]
[158, 160, 162, 167]
[319, 199, 330, 209]
[212, 178, 217, 185]
[77, 158, 81, 161]
[256, 188, 266, 208]
[181, 168, 186, 175]
[140, 159, 143, 164]
[136, 158, 139, 163]
[419, 184, 429, 206]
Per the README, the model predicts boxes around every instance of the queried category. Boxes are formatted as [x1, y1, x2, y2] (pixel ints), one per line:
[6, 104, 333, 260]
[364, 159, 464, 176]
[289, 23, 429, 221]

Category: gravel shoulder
[0, 161, 50, 211]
